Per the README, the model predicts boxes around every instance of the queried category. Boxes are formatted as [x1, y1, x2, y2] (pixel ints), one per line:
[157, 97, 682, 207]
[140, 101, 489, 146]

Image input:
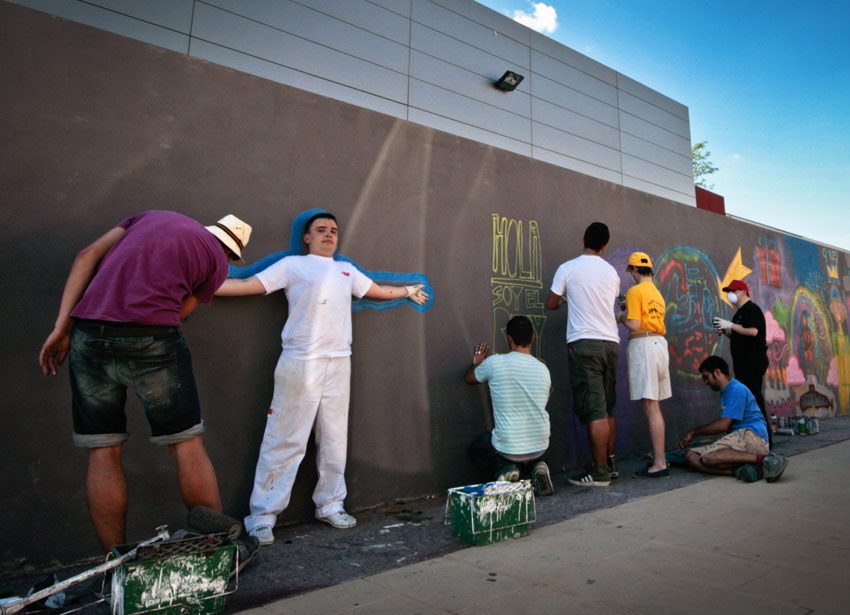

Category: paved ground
[3, 417, 848, 613]
[239, 433, 850, 614]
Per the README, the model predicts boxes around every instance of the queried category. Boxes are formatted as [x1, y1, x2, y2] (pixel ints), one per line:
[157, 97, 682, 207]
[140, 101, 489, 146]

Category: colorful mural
[490, 213, 545, 355]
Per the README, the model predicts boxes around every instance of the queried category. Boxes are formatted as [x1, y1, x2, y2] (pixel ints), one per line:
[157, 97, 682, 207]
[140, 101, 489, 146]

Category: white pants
[244, 354, 351, 532]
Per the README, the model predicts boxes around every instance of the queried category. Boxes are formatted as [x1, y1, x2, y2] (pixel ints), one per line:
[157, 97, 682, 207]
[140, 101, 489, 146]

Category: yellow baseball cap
[627, 252, 653, 269]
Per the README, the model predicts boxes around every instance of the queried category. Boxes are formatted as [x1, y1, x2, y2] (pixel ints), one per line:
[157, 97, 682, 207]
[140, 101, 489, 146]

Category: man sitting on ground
[679, 355, 787, 482]
[465, 316, 554, 495]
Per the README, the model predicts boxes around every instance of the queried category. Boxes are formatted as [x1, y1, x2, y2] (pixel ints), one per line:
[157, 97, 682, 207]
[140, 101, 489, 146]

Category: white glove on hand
[713, 317, 732, 334]
[405, 284, 429, 305]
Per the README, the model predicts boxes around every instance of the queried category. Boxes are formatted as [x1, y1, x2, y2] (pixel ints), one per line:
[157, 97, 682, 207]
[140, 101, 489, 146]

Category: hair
[303, 212, 337, 236]
[635, 266, 653, 276]
[506, 315, 534, 347]
[583, 222, 610, 251]
[699, 355, 729, 376]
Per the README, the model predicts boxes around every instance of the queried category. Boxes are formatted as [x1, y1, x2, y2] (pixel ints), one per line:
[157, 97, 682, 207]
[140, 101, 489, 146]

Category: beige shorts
[689, 429, 769, 457]
[627, 336, 672, 401]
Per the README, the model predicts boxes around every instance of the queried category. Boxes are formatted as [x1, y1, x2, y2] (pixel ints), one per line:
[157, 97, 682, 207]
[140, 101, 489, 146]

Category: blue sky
[476, 0, 850, 251]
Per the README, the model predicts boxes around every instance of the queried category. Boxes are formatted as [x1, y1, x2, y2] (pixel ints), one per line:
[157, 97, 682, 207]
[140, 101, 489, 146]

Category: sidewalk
[245, 440, 850, 615]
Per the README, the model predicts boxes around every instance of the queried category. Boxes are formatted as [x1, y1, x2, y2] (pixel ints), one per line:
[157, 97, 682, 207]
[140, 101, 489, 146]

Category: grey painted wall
[7, 0, 695, 207]
[3, 3, 848, 569]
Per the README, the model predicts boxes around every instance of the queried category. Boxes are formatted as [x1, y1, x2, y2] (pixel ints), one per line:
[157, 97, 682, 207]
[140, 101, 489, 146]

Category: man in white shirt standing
[217, 212, 428, 545]
[546, 222, 620, 487]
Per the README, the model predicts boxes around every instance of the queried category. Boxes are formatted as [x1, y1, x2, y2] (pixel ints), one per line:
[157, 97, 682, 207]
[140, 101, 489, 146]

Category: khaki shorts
[627, 336, 672, 401]
[689, 429, 768, 457]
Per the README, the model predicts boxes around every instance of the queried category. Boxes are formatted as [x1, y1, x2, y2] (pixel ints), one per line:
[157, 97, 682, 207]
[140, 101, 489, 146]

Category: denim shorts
[69, 321, 204, 448]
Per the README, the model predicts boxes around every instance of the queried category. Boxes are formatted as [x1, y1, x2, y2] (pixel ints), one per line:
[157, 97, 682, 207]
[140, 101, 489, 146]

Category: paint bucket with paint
[109, 533, 236, 614]
[445, 480, 535, 546]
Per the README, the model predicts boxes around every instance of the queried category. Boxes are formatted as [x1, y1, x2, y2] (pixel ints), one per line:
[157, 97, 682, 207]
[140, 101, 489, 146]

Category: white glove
[405, 284, 429, 305]
[713, 317, 732, 333]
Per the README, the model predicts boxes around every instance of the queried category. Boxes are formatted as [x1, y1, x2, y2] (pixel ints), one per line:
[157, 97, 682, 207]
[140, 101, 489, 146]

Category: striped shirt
[474, 352, 551, 455]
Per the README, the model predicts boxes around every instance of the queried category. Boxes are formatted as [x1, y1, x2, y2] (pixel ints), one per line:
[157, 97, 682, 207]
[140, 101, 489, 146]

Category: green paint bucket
[446, 480, 536, 546]
[110, 534, 235, 614]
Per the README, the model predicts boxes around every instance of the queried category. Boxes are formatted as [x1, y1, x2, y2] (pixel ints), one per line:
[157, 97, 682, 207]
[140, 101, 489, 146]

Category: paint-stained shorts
[69, 321, 204, 448]
[627, 336, 672, 401]
[689, 429, 768, 457]
[568, 338, 619, 424]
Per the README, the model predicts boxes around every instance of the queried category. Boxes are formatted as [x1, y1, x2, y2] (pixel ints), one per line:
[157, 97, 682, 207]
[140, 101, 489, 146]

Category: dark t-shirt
[730, 300, 768, 368]
[71, 211, 228, 326]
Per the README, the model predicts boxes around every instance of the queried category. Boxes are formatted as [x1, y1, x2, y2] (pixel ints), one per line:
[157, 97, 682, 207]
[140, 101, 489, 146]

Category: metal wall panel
[410, 50, 531, 117]
[189, 39, 408, 120]
[534, 122, 621, 172]
[532, 97, 620, 149]
[532, 74, 619, 128]
[9, 0, 696, 206]
[409, 78, 531, 142]
[204, 0, 409, 74]
[623, 175, 697, 207]
[191, 3, 408, 103]
[621, 133, 692, 176]
[532, 146, 623, 185]
[622, 154, 694, 196]
[412, 0, 529, 68]
[410, 22, 528, 92]
[295, 0, 412, 45]
[531, 50, 617, 106]
[409, 108, 532, 157]
[9, 0, 190, 52]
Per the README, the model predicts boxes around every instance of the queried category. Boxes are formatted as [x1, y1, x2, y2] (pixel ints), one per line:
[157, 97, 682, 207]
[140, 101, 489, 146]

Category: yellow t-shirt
[625, 280, 666, 335]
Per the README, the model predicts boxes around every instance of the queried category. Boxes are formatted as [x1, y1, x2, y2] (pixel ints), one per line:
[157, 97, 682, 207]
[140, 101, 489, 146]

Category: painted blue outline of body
[228, 208, 433, 313]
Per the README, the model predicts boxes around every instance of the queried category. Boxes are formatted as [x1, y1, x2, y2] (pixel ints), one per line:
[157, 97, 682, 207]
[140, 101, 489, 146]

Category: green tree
[692, 140, 718, 190]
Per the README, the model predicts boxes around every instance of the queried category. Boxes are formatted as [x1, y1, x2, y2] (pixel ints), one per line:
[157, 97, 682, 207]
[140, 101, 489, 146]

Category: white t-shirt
[550, 254, 620, 343]
[255, 254, 373, 359]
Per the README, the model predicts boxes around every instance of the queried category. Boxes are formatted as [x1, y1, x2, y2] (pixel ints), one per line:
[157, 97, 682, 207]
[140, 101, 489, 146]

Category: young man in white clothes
[216, 212, 428, 545]
[546, 222, 620, 487]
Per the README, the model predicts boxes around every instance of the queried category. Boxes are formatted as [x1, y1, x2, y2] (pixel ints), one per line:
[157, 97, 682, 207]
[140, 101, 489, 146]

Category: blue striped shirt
[474, 352, 551, 455]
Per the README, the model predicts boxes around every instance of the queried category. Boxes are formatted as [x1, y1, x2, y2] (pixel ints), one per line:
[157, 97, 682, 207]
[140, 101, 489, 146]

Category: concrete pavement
[243, 440, 850, 614]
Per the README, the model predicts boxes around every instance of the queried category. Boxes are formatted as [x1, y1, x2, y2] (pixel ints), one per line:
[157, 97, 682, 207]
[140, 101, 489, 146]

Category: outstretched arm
[215, 276, 267, 297]
[364, 283, 429, 305]
[39, 227, 126, 375]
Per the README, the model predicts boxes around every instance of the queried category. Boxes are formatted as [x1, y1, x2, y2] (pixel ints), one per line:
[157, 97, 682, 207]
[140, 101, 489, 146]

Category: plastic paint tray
[110, 534, 235, 614]
[446, 480, 536, 546]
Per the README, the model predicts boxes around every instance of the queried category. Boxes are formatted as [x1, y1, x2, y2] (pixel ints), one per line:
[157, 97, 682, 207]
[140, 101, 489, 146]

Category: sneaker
[316, 510, 357, 529]
[532, 461, 554, 496]
[230, 535, 260, 579]
[762, 453, 788, 483]
[607, 454, 619, 479]
[248, 525, 274, 546]
[495, 464, 520, 482]
[634, 466, 670, 479]
[567, 465, 610, 487]
[734, 464, 763, 483]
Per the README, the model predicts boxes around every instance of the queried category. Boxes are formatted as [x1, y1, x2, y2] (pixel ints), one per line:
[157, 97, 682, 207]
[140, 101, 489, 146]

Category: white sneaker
[316, 510, 357, 529]
[248, 525, 274, 545]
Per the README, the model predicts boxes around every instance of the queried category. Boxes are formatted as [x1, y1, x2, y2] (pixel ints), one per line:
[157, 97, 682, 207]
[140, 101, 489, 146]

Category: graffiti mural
[654, 247, 725, 389]
[749, 234, 850, 416]
[490, 214, 545, 356]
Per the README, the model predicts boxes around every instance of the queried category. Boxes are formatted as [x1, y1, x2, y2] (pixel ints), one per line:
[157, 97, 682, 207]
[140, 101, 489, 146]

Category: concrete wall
[2, 2, 848, 568]
[6, 0, 695, 207]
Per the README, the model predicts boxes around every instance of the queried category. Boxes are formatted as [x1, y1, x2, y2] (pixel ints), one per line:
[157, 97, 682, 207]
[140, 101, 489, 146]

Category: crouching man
[679, 356, 787, 482]
[465, 316, 554, 495]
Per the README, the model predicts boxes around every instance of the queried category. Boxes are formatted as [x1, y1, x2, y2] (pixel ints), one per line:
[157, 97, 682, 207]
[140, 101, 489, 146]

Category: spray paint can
[797, 416, 807, 435]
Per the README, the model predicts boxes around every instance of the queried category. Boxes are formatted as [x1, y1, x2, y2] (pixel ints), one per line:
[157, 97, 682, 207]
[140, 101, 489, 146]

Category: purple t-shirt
[71, 211, 228, 326]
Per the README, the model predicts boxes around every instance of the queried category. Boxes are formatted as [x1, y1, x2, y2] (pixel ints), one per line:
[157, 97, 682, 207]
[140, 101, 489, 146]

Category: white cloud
[511, 2, 558, 34]
[732, 154, 742, 160]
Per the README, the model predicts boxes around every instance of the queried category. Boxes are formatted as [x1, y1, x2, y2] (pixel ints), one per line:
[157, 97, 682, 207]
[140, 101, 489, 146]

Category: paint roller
[185, 506, 243, 540]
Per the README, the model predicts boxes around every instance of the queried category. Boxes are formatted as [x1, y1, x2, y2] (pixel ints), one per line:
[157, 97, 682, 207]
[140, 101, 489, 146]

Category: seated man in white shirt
[465, 316, 554, 495]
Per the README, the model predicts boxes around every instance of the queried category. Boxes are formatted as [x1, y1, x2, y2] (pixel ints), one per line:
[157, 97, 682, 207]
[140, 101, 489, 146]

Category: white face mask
[727, 292, 738, 305]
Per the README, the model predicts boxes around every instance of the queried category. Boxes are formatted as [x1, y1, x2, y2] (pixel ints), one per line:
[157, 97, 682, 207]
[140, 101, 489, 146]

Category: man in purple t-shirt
[38, 210, 251, 551]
